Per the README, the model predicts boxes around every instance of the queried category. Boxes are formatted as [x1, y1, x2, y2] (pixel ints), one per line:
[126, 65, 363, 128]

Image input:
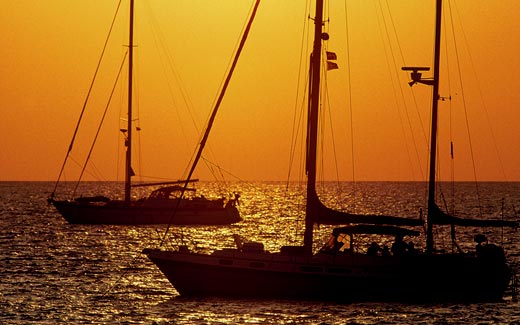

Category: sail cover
[308, 193, 423, 227]
[429, 203, 517, 228]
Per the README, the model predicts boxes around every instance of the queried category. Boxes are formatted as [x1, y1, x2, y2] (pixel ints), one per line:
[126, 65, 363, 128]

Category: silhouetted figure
[474, 234, 487, 256]
[381, 245, 390, 257]
[408, 242, 416, 255]
[367, 242, 380, 256]
[391, 235, 407, 256]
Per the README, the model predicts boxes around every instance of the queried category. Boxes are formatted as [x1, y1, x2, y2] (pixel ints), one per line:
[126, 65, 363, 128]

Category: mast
[304, 0, 325, 254]
[426, 0, 443, 253]
[125, 0, 135, 203]
[304, 0, 425, 253]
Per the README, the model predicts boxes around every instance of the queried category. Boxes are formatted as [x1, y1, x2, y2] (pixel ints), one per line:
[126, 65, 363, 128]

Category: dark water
[2, 181, 520, 324]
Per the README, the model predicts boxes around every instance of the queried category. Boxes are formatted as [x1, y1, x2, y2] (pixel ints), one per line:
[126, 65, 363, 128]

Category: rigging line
[343, 0, 356, 211]
[100, 253, 140, 298]
[379, 0, 430, 188]
[377, 0, 423, 181]
[198, 158, 231, 194]
[131, 3, 143, 184]
[50, 0, 123, 198]
[133, 34, 143, 183]
[181, 1, 262, 185]
[140, 1, 206, 184]
[284, 0, 309, 245]
[424, 87, 434, 205]
[385, 0, 427, 181]
[286, 0, 311, 189]
[100, 232, 162, 299]
[199, 148, 227, 184]
[116, 64, 125, 183]
[324, 81, 342, 195]
[159, 0, 262, 247]
[447, 1, 482, 216]
[321, 48, 341, 188]
[382, 0, 429, 145]
[444, 0, 455, 214]
[72, 53, 129, 197]
[207, 0, 257, 119]
[376, 1, 416, 179]
[198, 128, 236, 183]
[318, 69, 324, 192]
[323, 82, 339, 187]
[200, 157, 244, 182]
[287, 76, 308, 187]
[83, 160, 106, 182]
[67, 156, 106, 182]
[202, 162, 218, 184]
[143, 1, 202, 151]
[319, 5, 330, 167]
[451, 2, 509, 182]
[317, 52, 330, 192]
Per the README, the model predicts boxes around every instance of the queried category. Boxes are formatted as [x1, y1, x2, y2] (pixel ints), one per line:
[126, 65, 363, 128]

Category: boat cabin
[148, 186, 197, 200]
[319, 225, 421, 256]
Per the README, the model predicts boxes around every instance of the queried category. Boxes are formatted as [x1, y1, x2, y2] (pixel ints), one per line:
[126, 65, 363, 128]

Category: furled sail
[307, 191, 423, 226]
[429, 203, 518, 228]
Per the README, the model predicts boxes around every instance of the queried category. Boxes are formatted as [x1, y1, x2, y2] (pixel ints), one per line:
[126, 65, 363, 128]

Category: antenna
[402, 66, 433, 86]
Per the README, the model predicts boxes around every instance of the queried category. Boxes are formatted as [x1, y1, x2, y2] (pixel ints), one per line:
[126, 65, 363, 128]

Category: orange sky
[1, 0, 519, 182]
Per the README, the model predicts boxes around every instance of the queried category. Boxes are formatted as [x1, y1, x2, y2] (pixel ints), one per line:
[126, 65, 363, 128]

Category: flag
[326, 51, 337, 60]
[327, 61, 339, 70]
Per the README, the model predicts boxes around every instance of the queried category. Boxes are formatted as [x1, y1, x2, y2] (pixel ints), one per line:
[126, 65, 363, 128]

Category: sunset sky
[1, 0, 519, 182]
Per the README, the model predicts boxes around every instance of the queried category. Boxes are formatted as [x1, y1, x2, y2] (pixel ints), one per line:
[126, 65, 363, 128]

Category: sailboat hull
[51, 200, 241, 225]
[144, 248, 511, 302]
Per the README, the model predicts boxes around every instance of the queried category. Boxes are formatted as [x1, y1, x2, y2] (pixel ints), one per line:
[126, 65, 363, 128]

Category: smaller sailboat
[144, 0, 517, 302]
[50, 179, 241, 225]
[48, 0, 241, 226]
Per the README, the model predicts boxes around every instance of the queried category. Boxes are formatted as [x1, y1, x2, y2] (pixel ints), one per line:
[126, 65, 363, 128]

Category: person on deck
[367, 242, 380, 256]
[391, 235, 407, 256]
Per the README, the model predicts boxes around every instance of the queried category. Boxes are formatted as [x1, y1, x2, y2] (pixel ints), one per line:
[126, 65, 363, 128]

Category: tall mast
[426, 0, 443, 253]
[304, 0, 325, 254]
[125, 0, 135, 203]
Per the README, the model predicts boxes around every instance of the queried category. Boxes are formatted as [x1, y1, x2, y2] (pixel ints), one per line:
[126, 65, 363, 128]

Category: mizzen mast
[125, 0, 135, 203]
[426, 0, 443, 254]
[402, 0, 443, 253]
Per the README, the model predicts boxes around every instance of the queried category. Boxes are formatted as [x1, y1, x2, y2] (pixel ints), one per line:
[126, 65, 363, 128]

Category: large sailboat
[144, 0, 517, 301]
[48, 0, 241, 226]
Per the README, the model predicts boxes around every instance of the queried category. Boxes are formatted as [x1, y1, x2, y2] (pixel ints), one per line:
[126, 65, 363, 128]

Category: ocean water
[1, 181, 520, 324]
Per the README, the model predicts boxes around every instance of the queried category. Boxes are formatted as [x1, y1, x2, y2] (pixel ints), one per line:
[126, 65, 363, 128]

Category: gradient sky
[1, 0, 519, 182]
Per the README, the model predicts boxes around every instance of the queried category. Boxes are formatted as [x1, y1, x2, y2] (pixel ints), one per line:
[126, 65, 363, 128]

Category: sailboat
[144, 0, 517, 301]
[48, 0, 241, 226]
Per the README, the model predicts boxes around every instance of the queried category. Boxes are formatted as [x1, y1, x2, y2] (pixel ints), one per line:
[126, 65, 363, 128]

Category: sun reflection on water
[2, 181, 519, 323]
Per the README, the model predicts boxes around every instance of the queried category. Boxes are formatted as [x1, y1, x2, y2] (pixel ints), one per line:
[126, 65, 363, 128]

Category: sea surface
[2, 181, 520, 324]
